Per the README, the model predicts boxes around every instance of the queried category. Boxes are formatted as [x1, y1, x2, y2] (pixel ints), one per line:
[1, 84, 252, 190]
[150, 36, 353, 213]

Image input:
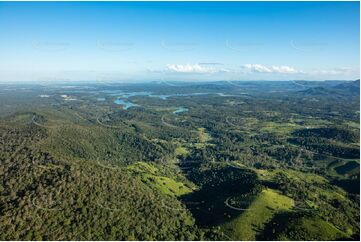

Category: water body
[108, 91, 151, 97]
[156, 92, 238, 99]
[114, 99, 139, 110]
[97, 97, 106, 101]
[108, 91, 212, 100]
[216, 92, 238, 97]
[111, 91, 232, 111]
[173, 107, 189, 114]
[156, 92, 210, 99]
[150, 94, 170, 100]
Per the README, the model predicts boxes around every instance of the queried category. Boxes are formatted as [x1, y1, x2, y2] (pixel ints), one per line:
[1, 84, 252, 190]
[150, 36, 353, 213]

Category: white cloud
[166, 64, 227, 74]
[243, 64, 272, 73]
[242, 64, 300, 74]
[271, 65, 299, 74]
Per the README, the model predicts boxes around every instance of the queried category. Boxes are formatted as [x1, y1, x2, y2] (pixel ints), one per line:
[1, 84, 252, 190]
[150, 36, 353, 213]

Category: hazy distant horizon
[0, 78, 359, 86]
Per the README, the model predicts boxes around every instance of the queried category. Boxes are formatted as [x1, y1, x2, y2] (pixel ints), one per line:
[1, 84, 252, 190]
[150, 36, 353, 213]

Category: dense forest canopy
[0, 80, 359, 240]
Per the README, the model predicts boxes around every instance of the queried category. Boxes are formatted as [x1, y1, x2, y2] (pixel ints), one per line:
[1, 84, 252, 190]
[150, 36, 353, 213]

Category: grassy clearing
[128, 162, 159, 174]
[277, 217, 349, 240]
[259, 168, 349, 209]
[197, 127, 211, 143]
[281, 169, 328, 184]
[345, 121, 360, 129]
[144, 176, 192, 196]
[259, 122, 301, 135]
[128, 162, 192, 197]
[303, 118, 334, 126]
[258, 168, 346, 201]
[253, 168, 327, 185]
[174, 146, 190, 157]
[221, 188, 294, 240]
[193, 127, 214, 149]
[253, 168, 280, 182]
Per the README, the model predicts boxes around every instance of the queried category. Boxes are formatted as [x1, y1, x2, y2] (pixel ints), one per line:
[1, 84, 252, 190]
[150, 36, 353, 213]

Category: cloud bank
[166, 64, 228, 74]
[242, 64, 300, 74]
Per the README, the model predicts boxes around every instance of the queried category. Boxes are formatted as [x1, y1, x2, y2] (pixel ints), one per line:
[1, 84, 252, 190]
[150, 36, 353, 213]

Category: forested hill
[299, 79, 360, 97]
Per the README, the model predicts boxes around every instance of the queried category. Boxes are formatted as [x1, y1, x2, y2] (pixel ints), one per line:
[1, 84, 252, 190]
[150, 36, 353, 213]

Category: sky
[0, 1, 359, 82]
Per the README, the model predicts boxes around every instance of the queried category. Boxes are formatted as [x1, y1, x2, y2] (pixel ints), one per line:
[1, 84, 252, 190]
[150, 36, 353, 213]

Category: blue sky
[0, 1, 359, 82]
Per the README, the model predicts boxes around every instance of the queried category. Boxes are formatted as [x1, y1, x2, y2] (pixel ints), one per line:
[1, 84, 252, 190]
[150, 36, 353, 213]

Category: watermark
[92, 72, 112, 85]
[225, 40, 262, 53]
[293, 198, 322, 211]
[96, 41, 134, 52]
[32, 41, 70, 52]
[225, 116, 240, 127]
[35, 76, 73, 85]
[158, 71, 192, 87]
[32, 194, 63, 211]
[161, 114, 190, 129]
[95, 158, 123, 171]
[174, 160, 202, 171]
[273, 158, 328, 174]
[96, 114, 124, 129]
[31, 115, 53, 128]
[160, 40, 198, 52]
[290, 40, 327, 53]
[220, 231, 235, 241]
[224, 196, 254, 211]
[95, 198, 124, 212]
[31, 114, 68, 129]
[160, 198, 213, 214]
[73, 111, 90, 123]
[225, 162, 255, 175]
[224, 116, 250, 130]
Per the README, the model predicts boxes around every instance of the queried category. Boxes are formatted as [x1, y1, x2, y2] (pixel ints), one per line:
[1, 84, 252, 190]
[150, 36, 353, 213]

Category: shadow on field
[179, 164, 259, 227]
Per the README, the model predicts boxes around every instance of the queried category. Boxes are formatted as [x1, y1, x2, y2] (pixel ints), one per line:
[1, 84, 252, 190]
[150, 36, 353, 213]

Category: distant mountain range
[299, 79, 360, 96]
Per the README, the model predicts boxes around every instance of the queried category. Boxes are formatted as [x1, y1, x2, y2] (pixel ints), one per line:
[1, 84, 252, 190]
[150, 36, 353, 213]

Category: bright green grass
[257, 169, 346, 201]
[253, 168, 280, 182]
[128, 161, 159, 174]
[259, 122, 301, 135]
[221, 189, 294, 240]
[258, 168, 347, 202]
[128, 162, 192, 197]
[258, 168, 349, 211]
[197, 127, 211, 143]
[174, 146, 190, 157]
[303, 118, 333, 126]
[193, 127, 214, 148]
[277, 217, 349, 240]
[143, 175, 192, 197]
[282, 169, 328, 184]
[345, 121, 360, 129]
[253, 168, 327, 185]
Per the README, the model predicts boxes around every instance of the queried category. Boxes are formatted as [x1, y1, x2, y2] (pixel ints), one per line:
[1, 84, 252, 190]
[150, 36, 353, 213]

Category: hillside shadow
[179, 164, 259, 227]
